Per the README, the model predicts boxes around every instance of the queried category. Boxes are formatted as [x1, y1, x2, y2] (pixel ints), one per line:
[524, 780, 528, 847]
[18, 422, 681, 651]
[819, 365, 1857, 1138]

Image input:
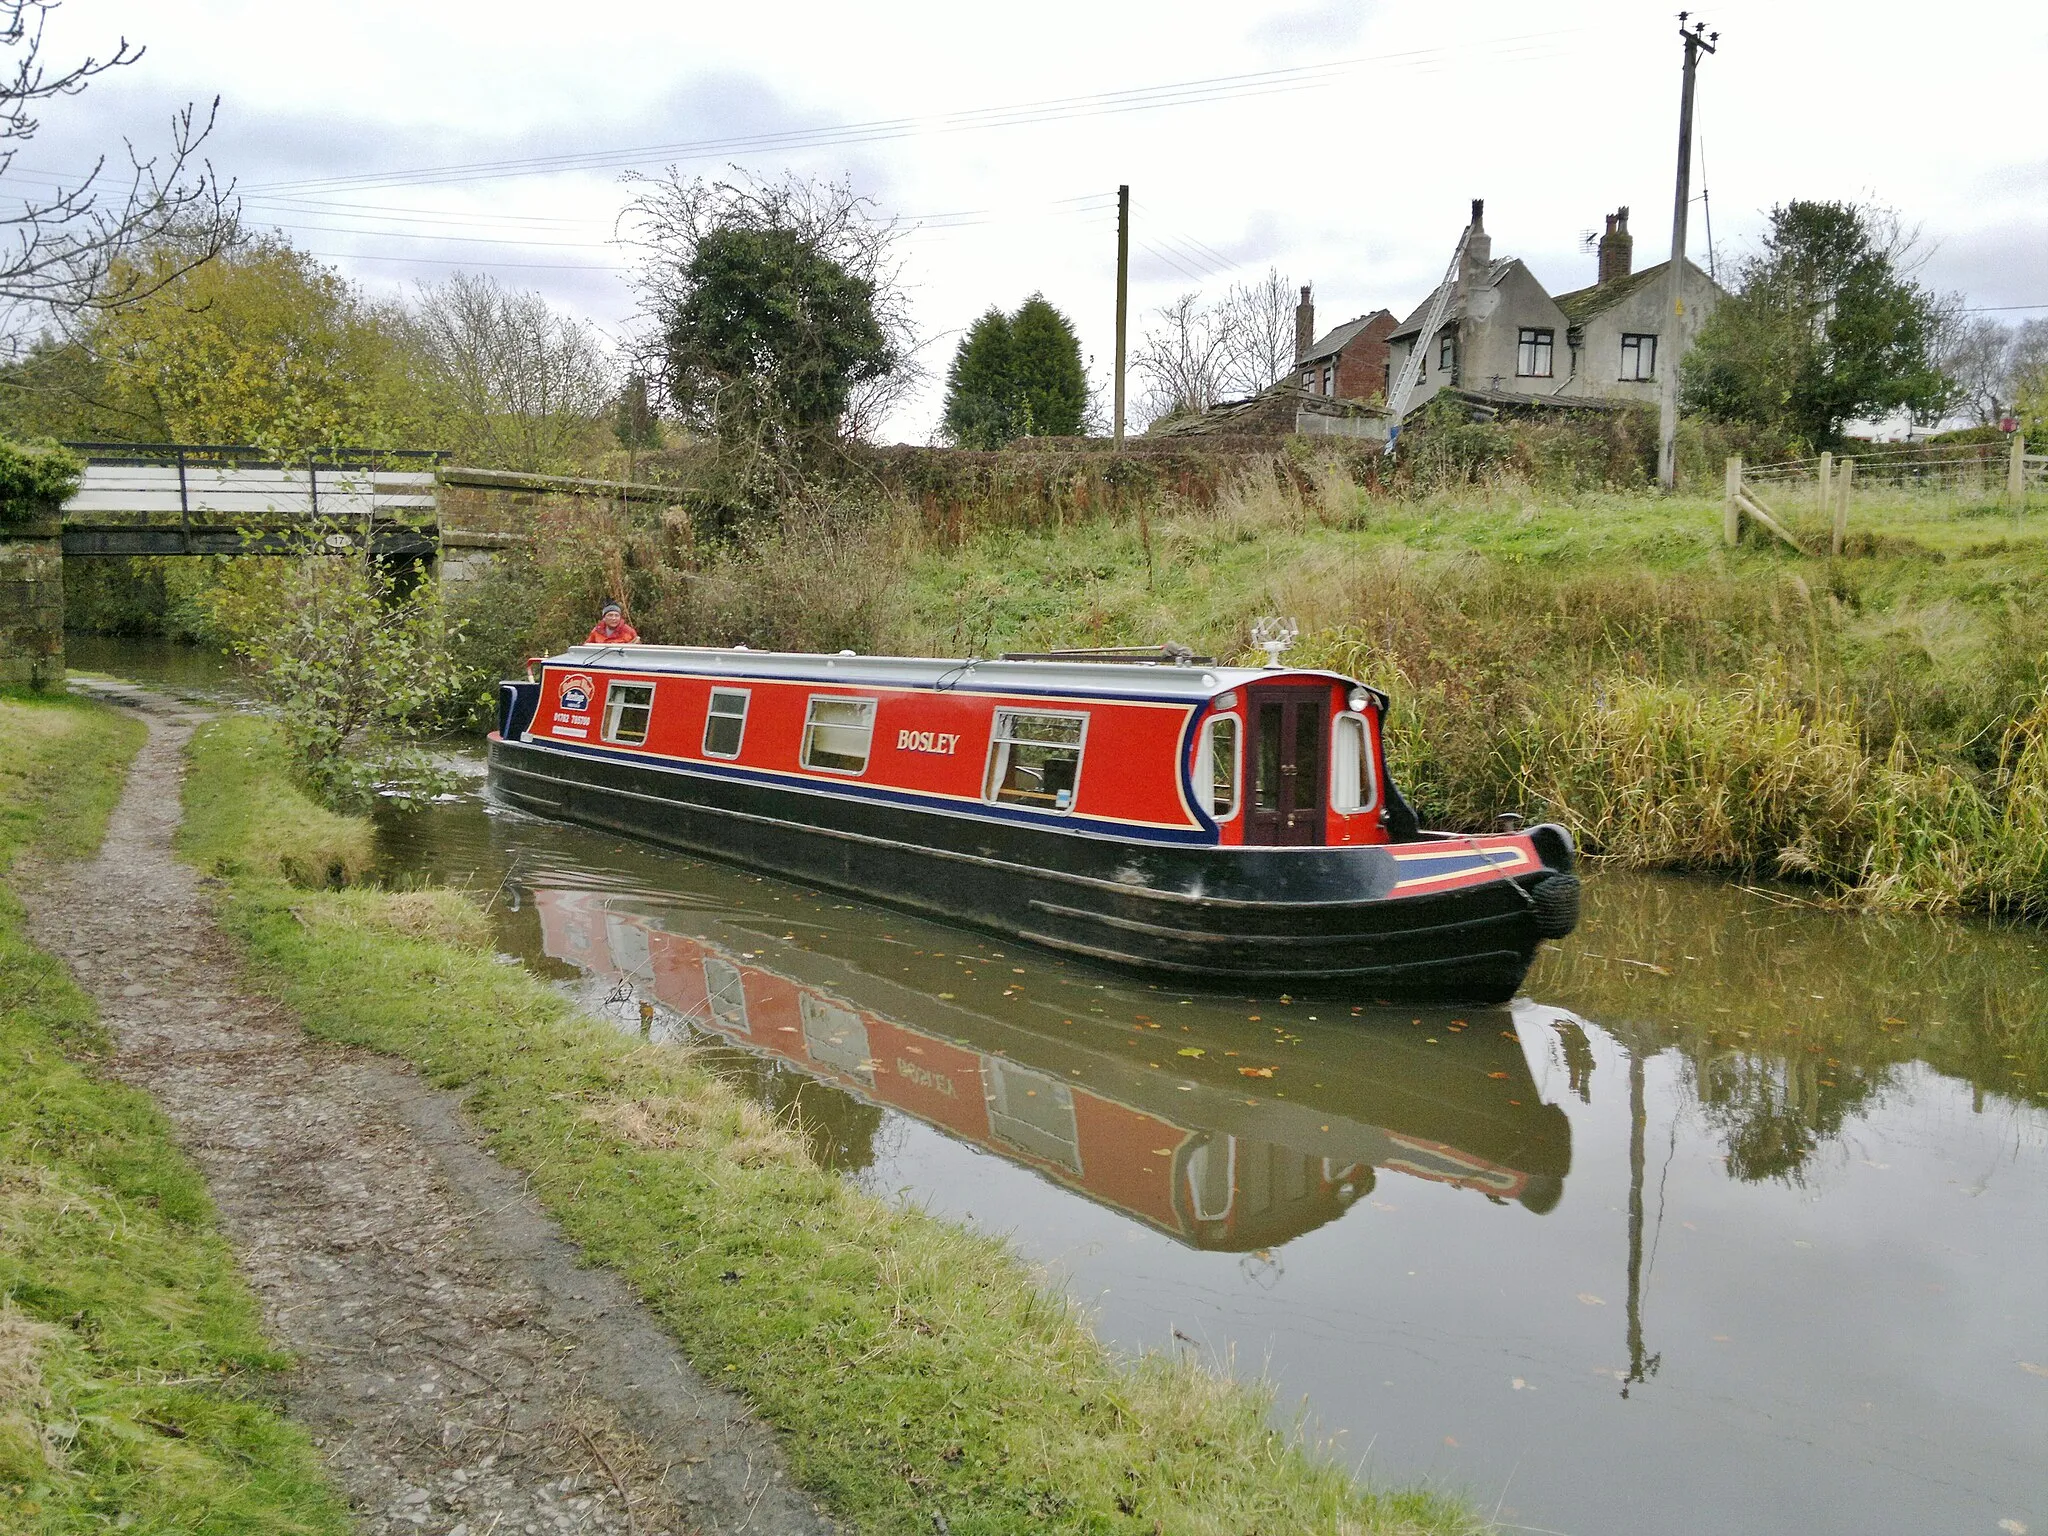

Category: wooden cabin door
[1245, 688, 1325, 846]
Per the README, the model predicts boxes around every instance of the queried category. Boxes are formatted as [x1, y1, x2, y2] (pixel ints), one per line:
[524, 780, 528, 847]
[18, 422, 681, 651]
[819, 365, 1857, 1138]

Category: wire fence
[1742, 440, 2046, 497]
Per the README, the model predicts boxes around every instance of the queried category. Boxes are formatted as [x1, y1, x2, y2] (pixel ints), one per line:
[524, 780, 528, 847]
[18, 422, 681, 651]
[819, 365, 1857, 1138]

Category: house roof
[1552, 257, 1721, 324]
[1387, 258, 1520, 342]
[1300, 310, 1392, 365]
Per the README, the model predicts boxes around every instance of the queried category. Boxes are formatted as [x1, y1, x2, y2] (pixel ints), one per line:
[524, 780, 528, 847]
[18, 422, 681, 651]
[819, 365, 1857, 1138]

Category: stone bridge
[1, 443, 691, 685]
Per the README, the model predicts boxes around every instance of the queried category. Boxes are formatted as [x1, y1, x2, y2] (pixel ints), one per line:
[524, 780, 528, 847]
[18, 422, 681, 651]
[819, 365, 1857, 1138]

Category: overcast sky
[21, 0, 2048, 440]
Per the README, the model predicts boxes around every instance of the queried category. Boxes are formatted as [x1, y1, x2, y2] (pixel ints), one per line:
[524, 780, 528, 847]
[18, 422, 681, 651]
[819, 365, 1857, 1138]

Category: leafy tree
[1683, 200, 1954, 448]
[196, 542, 467, 810]
[941, 306, 1014, 448]
[613, 371, 662, 452]
[88, 234, 430, 451]
[624, 172, 909, 497]
[1006, 295, 1087, 439]
[942, 294, 1086, 447]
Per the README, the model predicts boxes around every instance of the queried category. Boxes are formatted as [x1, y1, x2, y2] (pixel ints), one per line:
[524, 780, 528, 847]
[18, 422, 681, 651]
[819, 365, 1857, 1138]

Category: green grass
[0, 690, 350, 1535]
[883, 472, 2048, 917]
[180, 714, 1485, 1536]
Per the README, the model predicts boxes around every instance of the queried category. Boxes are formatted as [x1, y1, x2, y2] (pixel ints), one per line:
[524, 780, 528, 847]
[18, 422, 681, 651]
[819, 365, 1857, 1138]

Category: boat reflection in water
[537, 888, 1571, 1250]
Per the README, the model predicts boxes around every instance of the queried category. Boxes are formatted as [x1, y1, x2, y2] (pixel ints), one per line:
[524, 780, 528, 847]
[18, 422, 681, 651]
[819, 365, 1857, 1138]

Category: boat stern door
[1245, 686, 1327, 846]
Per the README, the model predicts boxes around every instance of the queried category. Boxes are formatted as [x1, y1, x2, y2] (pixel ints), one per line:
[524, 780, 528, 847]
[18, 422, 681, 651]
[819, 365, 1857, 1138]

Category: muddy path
[16, 685, 837, 1536]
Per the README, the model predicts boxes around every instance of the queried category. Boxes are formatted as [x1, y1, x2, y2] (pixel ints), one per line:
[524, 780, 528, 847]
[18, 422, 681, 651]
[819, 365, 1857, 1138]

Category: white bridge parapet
[66, 461, 437, 519]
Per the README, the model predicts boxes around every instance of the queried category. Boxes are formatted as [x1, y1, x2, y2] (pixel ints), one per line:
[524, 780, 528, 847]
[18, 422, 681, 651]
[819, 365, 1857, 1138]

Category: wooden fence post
[1817, 450, 1833, 527]
[1724, 455, 1742, 545]
[1833, 457, 1853, 555]
[2012, 432, 2028, 513]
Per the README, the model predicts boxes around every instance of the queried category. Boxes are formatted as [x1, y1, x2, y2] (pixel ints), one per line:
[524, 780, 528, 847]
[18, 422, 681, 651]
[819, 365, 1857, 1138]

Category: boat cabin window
[1197, 714, 1239, 819]
[702, 687, 749, 758]
[985, 710, 1086, 811]
[1331, 712, 1380, 814]
[801, 696, 877, 774]
[600, 681, 655, 745]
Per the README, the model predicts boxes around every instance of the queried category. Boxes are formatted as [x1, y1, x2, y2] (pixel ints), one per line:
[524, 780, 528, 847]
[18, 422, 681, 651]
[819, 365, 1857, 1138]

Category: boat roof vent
[998, 644, 1214, 666]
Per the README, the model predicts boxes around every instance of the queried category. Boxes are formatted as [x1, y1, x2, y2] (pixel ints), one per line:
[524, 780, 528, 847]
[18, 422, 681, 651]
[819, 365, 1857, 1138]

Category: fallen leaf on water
[1488, 1071, 1510, 1079]
[1577, 1293, 1606, 1306]
[1511, 1377, 1534, 1391]
[2019, 1362, 2048, 1379]
[1997, 1520, 2027, 1535]
[1177, 1046, 1205, 1058]
[1442, 1436, 1459, 1448]
[1151, 1149, 1174, 1158]
[1237, 1065, 1275, 1078]
[936, 992, 955, 1000]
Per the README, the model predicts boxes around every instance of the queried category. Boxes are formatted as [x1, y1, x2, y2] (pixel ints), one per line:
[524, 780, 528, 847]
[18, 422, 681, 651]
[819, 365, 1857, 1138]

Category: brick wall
[1333, 312, 1398, 405]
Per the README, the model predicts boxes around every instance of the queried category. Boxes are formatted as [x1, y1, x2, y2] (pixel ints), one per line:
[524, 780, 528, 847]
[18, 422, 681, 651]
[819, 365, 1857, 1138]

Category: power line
[241, 30, 1578, 197]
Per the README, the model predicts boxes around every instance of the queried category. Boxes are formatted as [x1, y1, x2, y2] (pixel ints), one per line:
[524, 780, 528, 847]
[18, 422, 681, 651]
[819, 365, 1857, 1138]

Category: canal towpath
[15, 682, 839, 1536]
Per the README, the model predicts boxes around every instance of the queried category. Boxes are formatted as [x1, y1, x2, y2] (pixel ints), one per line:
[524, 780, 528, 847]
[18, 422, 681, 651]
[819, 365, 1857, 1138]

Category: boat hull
[486, 733, 1579, 1003]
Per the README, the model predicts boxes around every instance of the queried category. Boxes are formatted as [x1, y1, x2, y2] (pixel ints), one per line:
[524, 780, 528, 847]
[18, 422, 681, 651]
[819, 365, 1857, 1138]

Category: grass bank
[0, 691, 348, 1534]
[179, 714, 1484, 1536]
[877, 471, 2048, 918]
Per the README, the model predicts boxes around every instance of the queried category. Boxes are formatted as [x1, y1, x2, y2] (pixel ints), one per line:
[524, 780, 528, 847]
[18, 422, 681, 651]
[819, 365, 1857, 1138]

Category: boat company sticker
[557, 673, 594, 711]
[897, 730, 960, 755]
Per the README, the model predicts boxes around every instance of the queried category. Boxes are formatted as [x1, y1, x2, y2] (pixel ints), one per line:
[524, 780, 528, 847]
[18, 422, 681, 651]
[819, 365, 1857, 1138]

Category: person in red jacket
[586, 600, 640, 646]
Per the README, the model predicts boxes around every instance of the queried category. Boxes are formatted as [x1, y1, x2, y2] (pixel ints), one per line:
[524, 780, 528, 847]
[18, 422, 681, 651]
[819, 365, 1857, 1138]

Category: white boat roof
[549, 643, 1375, 703]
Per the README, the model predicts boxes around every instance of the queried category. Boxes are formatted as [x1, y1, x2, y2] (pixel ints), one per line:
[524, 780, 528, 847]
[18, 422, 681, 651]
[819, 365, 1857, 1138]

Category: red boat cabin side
[518, 654, 1395, 847]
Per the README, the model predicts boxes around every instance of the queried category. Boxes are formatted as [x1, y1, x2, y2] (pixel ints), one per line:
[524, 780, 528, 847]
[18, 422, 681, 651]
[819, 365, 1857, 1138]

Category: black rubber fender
[1530, 871, 1582, 939]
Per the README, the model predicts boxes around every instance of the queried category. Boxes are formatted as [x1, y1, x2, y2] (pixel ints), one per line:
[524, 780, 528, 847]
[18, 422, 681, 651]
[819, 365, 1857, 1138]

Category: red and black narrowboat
[488, 644, 1580, 1002]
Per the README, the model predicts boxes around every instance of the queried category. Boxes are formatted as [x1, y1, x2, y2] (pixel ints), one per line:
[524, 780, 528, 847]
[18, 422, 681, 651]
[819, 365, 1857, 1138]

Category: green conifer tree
[941, 294, 1087, 447]
[942, 307, 1015, 449]
[1007, 294, 1087, 439]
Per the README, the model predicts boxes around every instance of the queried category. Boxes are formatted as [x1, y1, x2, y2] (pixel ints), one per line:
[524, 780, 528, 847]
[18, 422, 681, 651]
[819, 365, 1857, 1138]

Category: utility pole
[1658, 13, 1717, 490]
[1114, 184, 1130, 447]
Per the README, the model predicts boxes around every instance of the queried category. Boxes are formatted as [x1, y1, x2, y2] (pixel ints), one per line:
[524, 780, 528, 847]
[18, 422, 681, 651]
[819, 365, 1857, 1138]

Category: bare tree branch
[0, 1, 236, 344]
[1215, 266, 1296, 398]
[1132, 292, 1227, 430]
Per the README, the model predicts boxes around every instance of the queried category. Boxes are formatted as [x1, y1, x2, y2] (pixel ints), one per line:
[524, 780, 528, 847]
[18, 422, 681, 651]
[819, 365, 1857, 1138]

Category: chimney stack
[1460, 197, 1492, 281]
[1597, 206, 1633, 286]
[1294, 284, 1315, 364]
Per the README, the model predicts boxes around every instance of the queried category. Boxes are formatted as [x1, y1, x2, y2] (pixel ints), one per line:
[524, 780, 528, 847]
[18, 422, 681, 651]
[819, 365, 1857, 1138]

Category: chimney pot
[1596, 205, 1634, 286]
[1461, 197, 1492, 279]
[1294, 283, 1316, 366]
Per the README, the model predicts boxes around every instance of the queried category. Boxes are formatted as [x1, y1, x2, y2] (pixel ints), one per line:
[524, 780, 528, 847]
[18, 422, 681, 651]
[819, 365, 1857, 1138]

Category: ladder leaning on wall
[1384, 225, 1474, 453]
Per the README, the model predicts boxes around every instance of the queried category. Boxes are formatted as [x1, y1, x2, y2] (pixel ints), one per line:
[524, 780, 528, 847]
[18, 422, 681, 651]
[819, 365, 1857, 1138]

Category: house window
[701, 688, 748, 758]
[1620, 332, 1657, 381]
[1438, 332, 1455, 372]
[800, 696, 876, 774]
[985, 710, 1086, 811]
[600, 681, 654, 745]
[1197, 714, 1239, 819]
[1302, 369, 1316, 391]
[1517, 328, 1555, 378]
[1331, 713, 1380, 814]
[1322, 364, 1334, 395]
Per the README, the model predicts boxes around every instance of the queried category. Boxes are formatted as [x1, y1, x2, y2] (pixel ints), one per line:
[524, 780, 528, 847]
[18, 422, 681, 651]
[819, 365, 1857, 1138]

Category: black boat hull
[486, 733, 1579, 1003]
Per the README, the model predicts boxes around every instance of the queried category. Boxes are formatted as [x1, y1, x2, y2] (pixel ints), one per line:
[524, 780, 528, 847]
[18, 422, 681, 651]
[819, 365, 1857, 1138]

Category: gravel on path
[15, 684, 839, 1536]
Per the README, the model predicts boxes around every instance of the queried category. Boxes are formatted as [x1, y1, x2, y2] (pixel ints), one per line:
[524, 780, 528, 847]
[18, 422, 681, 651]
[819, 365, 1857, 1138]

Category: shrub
[0, 438, 81, 526]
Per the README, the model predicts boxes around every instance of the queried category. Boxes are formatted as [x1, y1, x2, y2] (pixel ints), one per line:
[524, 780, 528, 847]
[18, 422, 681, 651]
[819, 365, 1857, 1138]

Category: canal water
[77, 640, 2048, 1536]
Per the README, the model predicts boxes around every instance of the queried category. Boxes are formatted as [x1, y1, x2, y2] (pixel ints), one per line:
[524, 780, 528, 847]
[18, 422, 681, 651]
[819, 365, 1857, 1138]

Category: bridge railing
[60, 443, 442, 520]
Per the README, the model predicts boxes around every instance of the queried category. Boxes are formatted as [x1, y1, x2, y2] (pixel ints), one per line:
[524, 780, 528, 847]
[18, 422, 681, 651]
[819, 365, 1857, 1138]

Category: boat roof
[547, 643, 1376, 704]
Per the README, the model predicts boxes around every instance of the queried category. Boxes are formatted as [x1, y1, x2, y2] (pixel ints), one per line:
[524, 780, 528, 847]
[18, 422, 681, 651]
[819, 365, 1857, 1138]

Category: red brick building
[1292, 285, 1397, 405]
